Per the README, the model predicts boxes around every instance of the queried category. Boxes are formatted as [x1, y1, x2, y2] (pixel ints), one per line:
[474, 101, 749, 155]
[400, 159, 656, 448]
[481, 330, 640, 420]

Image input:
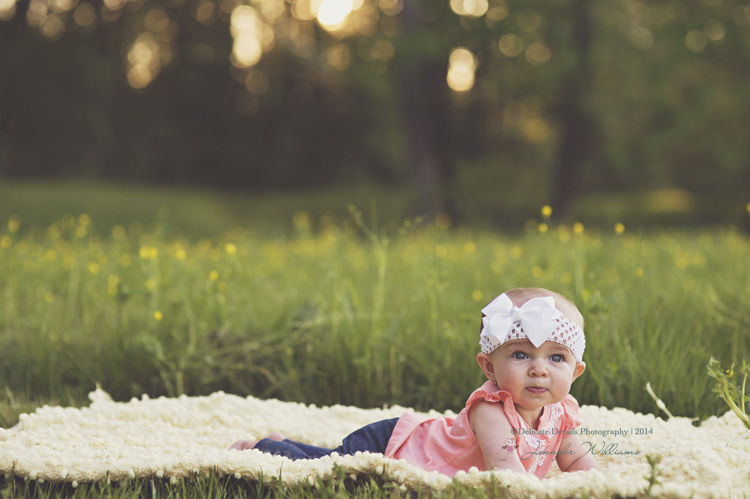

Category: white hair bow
[481, 293, 562, 350]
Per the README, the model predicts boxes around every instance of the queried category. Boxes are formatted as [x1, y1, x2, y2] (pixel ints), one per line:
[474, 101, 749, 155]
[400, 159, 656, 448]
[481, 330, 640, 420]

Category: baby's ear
[476, 353, 496, 382]
[572, 361, 586, 381]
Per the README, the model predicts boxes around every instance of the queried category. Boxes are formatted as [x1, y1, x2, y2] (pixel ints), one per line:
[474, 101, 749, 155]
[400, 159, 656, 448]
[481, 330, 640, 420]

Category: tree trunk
[552, 0, 594, 219]
[395, 1, 456, 220]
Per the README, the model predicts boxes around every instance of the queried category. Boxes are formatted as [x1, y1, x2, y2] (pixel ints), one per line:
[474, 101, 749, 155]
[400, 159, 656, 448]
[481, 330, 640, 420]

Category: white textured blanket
[1, 388, 748, 497]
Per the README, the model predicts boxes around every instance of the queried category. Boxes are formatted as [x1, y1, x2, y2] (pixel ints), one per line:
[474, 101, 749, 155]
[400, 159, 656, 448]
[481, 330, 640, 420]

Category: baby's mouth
[526, 386, 548, 394]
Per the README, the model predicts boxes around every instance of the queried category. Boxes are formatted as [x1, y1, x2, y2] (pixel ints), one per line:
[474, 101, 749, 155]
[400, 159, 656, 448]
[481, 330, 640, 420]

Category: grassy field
[1, 181, 749, 496]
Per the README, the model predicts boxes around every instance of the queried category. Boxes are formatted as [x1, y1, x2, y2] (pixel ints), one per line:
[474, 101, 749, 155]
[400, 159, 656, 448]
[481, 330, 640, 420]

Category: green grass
[1, 205, 748, 422]
[0, 469, 511, 499]
[1, 180, 749, 497]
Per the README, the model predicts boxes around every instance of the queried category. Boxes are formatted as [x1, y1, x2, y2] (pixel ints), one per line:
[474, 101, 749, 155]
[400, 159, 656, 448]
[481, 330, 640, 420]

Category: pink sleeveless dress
[384, 381, 581, 479]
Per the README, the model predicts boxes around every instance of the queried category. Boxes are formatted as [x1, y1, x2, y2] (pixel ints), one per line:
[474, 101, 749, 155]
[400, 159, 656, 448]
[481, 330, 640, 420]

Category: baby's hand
[229, 440, 256, 450]
[556, 434, 599, 472]
[229, 433, 284, 451]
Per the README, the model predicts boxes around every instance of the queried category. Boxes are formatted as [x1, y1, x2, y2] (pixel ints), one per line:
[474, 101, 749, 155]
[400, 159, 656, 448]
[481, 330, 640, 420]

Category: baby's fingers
[229, 440, 256, 450]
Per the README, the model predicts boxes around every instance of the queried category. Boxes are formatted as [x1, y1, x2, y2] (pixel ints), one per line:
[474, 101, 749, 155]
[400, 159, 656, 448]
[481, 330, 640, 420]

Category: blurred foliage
[3, 180, 746, 240]
[0, 179, 421, 237]
[1, 0, 749, 223]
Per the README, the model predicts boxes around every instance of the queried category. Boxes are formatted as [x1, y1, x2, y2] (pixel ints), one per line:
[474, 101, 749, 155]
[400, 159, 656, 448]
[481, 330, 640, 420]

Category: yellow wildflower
[78, 214, 91, 226]
[209, 270, 219, 281]
[225, 243, 237, 255]
[8, 216, 20, 234]
[472, 290, 483, 301]
[46, 224, 61, 240]
[292, 211, 311, 230]
[0, 236, 10, 248]
[635, 267, 644, 277]
[111, 225, 126, 240]
[541, 205, 552, 218]
[573, 222, 584, 235]
[614, 223, 625, 235]
[88, 262, 101, 274]
[538, 223, 548, 233]
[139, 247, 158, 259]
[464, 241, 476, 254]
[153, 310, 163, 321]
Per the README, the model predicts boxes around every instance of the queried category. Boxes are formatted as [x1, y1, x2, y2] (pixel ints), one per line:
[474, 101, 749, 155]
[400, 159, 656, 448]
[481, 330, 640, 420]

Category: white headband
[479, 293, 585, 362]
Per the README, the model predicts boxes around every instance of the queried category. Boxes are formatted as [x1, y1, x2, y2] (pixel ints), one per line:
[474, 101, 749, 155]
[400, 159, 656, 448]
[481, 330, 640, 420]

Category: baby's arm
[556, 433, 599, 472]
[469, 400, 526, 473]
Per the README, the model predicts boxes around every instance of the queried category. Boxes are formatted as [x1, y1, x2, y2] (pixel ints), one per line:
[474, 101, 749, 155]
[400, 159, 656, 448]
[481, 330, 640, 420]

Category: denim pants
[254, 417, 400, 460]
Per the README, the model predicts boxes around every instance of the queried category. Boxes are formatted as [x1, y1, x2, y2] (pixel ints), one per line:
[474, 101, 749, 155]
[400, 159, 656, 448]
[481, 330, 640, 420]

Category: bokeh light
[194, 1, 216, 25]
[450, 0, 488, 18]
[326, 43, 352, 71]
[446, 47, 477, 93]
[317, 0, 353, 31]
[244, 69, 269, 94]
[378, 0, 401, 16]
[292, 0, 321, 21]
[102, 0, 125, 11]
[40, 13, 65, 40]
[628, 26, 654, 51]
[685, 29, 708, 53]
[260, 0, 286, 23]
[703, 18, 725, 41]
[516, 10, 543, 33]
[49, 0, 77, 14]
[72, 3, 96, 27]
[26, 0, 47, 26]
[485, 3, 508, 26]
[498, 33, 523, 57]
[126, 33, 161, 88]
[525, 42, 551, 65]
[230, 5, 264, 68]
[0, 0, 17, 21]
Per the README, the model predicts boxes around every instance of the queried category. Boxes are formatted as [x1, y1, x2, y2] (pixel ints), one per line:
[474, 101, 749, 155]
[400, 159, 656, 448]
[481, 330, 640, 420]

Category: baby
[231, 287, 599, 478]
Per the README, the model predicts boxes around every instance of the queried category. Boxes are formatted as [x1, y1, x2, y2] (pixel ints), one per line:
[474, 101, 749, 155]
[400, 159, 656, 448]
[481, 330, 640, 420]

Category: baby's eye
[550, 354, 564, 362]
[512, 351, 528, 360]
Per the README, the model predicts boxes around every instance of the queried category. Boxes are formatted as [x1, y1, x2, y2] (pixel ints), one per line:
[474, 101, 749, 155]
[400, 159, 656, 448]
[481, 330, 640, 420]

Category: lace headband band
[479, 293, 585, 362]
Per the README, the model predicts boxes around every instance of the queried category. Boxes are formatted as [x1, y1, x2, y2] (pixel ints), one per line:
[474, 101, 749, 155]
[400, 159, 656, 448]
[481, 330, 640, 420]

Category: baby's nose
[529, 360, 548, 376]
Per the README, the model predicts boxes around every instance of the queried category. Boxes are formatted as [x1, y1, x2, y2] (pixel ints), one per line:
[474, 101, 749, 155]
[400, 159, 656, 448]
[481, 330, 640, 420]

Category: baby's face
[488, 339, 584, 415]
